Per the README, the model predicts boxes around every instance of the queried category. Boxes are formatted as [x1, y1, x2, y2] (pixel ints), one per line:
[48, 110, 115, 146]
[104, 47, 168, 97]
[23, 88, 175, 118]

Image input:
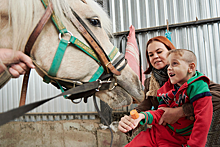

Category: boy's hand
[118, 113, 145, 133]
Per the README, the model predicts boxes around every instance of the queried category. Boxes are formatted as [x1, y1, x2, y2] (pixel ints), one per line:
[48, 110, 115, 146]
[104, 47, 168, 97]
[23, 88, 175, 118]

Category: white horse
[0, 0, 144, 109]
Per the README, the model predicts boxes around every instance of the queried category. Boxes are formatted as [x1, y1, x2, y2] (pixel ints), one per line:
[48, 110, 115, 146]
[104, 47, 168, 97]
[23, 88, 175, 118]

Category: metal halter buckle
[95, 79, 111, 92]
[108, 76, 117, 91]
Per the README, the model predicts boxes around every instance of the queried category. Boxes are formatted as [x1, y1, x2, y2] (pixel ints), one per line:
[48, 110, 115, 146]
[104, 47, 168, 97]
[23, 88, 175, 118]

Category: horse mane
[7, 0, 112, 52]
[8, 0, 37, 51]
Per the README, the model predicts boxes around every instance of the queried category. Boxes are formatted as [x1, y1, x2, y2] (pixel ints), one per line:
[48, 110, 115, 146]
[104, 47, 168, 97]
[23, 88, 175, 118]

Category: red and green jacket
[140, 71, 213, 147]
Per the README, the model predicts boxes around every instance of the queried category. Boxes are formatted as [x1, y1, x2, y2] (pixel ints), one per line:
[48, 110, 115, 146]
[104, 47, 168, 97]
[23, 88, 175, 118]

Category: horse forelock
[8, 0, 112, 52]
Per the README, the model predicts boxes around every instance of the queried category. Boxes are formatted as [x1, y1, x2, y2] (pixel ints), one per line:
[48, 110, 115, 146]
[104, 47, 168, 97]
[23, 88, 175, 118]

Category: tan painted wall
[0, 119, 128, 147]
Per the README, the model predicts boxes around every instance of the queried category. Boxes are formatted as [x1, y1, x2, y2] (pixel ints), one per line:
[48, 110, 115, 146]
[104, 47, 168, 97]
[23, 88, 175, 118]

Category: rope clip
[96, 79, 111, 91]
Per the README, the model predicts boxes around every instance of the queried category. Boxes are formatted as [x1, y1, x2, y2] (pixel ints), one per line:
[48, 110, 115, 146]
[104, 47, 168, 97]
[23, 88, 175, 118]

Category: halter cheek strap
[48, 39, 69, 76]
[41, 0, 68, 34]
[89, 47, 118, 82]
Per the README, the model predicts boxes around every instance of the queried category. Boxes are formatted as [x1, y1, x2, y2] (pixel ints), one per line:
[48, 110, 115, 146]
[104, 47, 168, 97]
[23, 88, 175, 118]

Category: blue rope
[165, 29, 172, 42]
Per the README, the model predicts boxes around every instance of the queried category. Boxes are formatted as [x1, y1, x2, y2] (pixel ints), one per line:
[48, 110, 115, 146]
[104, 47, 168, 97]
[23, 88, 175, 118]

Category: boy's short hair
[167, 49, 197, 67]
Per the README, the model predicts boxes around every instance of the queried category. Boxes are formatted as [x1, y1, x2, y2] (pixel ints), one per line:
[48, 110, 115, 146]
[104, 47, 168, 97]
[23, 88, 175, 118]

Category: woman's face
[147, 41, 169, 70]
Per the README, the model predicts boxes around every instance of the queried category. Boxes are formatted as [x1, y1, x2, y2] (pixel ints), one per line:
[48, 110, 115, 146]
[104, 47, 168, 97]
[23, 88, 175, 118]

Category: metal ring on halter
[71, 98, 82, 104]
[95, 79, 112, 91]
[108, 76, 117, 91]
[58, 31, 73, 43]
[95, 79, 102, 92]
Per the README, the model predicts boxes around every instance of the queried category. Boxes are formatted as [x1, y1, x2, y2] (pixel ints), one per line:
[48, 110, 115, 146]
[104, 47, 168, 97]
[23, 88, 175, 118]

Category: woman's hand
[158, 107, 185, 125]
[118, 113, 145, 133]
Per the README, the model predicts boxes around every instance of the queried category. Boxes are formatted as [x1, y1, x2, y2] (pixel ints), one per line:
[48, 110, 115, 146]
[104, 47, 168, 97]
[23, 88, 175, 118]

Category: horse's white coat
[0, 0, 144, 109]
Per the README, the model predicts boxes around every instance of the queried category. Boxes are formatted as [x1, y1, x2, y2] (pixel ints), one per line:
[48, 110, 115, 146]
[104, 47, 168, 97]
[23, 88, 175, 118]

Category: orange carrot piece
[130, 109, 139, 119]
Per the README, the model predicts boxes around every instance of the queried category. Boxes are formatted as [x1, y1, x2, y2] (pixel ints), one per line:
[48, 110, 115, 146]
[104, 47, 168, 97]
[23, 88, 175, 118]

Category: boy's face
[167, 53, 191, 86]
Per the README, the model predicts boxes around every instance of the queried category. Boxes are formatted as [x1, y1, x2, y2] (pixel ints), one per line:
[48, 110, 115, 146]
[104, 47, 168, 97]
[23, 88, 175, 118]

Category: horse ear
[81, 0, 87, 4]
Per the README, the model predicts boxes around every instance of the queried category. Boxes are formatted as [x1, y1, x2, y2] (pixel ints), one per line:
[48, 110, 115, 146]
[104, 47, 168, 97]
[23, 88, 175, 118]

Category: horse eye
[88, 18, 101, 27]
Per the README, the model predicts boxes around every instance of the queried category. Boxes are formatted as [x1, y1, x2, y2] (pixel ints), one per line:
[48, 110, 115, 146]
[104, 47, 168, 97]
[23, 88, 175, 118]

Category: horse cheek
[117, 66, 145, 103]
[96, 88, 133, 109]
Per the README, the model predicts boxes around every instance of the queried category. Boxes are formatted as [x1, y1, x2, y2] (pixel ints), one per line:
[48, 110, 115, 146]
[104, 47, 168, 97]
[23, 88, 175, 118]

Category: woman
[118, 36, 220, 136]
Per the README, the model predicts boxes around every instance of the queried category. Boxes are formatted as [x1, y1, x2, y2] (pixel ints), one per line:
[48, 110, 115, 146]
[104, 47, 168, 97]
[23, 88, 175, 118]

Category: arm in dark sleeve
[135, 98, 153, 113]
[209, 81, 220, 111]
[135, 77, 158, 112]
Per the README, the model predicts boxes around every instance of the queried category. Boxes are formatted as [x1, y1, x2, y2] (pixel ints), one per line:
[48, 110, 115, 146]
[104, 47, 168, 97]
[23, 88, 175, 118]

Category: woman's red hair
[144, 36, 176, 74]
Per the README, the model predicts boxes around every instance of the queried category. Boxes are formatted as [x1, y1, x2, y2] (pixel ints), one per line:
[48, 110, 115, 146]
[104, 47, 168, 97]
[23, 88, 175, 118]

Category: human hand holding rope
[0, 49, 35, 78]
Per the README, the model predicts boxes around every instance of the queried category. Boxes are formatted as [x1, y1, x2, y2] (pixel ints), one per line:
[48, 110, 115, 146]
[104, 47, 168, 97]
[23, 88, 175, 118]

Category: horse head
[0, 0, 144, 109]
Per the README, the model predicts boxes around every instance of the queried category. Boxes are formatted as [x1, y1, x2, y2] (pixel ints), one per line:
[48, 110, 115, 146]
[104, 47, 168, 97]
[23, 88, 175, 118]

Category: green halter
[41, 0, 119, 97]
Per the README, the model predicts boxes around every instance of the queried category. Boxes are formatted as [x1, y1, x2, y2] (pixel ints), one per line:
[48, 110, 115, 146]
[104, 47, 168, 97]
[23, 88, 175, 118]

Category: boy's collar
[174, 84, 180, 90]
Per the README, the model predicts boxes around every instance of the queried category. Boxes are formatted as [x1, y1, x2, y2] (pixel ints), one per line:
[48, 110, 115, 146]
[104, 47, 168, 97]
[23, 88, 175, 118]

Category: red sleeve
[141, 109, 165, 125]
[187, 96, 213, 147]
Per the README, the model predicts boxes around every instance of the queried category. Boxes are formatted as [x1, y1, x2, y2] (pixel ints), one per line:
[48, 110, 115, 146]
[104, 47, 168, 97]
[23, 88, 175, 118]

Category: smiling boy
[125, 49, 213, 147]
